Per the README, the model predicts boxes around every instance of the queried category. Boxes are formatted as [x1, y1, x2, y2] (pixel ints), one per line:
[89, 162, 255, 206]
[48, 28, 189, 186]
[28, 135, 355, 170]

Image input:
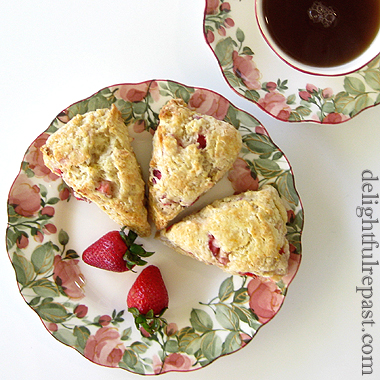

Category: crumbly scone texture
[148, 98, 242, 230]
[159, 185, 290, 280]
[40, 104, 151, 237]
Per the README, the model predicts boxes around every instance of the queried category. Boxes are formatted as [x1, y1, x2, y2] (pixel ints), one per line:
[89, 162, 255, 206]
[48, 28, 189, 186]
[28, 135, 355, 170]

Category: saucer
[204, 0, 380, 123]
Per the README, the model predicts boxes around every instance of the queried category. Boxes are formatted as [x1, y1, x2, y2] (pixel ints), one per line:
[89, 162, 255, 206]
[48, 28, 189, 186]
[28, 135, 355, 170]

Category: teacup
[255, 0, 380, 76]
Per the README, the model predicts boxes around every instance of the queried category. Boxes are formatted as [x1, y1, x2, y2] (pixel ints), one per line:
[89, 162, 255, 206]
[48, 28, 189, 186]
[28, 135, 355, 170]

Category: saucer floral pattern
[204, 0, 380, 123]
[7, 80, 303, 375]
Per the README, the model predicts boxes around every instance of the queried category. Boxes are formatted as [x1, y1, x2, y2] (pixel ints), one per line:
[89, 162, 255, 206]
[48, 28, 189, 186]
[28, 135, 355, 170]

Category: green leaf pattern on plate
[7, 80, 303, 375]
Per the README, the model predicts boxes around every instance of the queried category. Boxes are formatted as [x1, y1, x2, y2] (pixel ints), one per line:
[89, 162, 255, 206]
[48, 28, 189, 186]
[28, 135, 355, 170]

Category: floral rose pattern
[282, 252, 302, 286]
[228, 157, 259, 193]
[53, 255, 85, 300]
[9, 174, 42, 217]
[115, 81, 160, 103]
[205, 0, 220, 15]
[188, 89, 229, 120]
[204, 0, 380, 123]
[232, 51, 261, 91]
[153, 353, 196, 374]
[248, 276, 284, 324]
[258, 91, 292, 121]
[84, 327, 126, 367]
[25, 133, 60, 181]
[6, 80, 302, 375]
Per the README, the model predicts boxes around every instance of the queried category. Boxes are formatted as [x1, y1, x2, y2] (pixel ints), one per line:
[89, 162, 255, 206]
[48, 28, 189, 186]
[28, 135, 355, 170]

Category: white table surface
[1, 1, 379, 379]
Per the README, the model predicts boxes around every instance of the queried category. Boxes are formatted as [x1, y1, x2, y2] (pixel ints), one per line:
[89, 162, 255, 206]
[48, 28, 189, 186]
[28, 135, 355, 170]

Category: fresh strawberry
[82, 228, 154, 272]
[127, 265, 169, 334]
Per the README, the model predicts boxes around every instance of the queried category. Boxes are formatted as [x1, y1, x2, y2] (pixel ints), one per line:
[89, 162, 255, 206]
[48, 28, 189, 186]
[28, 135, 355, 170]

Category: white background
[1, 1, 379, 379]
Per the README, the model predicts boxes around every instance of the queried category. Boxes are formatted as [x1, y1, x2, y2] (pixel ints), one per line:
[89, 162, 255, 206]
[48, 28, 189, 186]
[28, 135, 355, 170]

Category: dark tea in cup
[256, 0, 380, 75]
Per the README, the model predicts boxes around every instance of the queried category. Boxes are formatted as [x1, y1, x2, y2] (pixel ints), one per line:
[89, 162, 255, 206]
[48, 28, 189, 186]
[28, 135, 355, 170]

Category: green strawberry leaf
[128, 307, 168, 336]
[120, 228, 155, 270]
[123, 229, 138, 245]
[129, 244, 154, 258]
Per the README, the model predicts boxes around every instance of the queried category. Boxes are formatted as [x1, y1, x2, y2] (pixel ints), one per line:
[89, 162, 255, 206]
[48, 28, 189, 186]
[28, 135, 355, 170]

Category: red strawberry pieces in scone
[148, 98, 242, 231]
[40, 105, 151, 237]
[159, 186, 290, 281]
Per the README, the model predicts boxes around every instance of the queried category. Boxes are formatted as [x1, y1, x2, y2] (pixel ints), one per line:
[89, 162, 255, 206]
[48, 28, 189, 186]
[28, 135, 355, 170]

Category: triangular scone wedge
[159, 185, 290, 280]
[148, 98, 242, 230]
[41, 105, 151, 237]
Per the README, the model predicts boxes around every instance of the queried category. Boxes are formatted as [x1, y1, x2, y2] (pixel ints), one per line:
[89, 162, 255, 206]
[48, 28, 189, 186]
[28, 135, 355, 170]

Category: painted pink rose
[205, 0, 220, 15]
[221, 2, 231, 12]
[47, 323, 58, 332]
[132, 119, 146, 133]
[206, 29, 215, 43]
[248, 276, 284, 324]
[33, 231, 44, 243]
[146, 81, 160, 102]
[153, 353, 197, 374]
[16, 234, 29, 249]
[322, 87, 334, 98]
[59, 186, 71, 201]
[188, 90, 229, 120]
[140, 326, 151, 338]
[115, 81, 159, 103]
[116, 84, 146, 102]
[306, 83, 318, 93]
[232, 51, 261, 90]
[43, 223, 57, 235]
[240, 333, 252, 348]
[74, 304, 88, 318]
[98, 315, 112, 326]
[266, 81, 277, 92]
[282, 252, 301, 286]
[41, 206, 55, 217]
[228, 157, 259, 193]
[165, 323, 178, 336]
[287, 209, 296, 224]
[25, 133, 59, 181]
[84, 327, 125, 367]
[224, 17, 234, 27]
[57, 112, 70, 123]
[299, 90, 312, 101]
[258, 91, 292, 121]
[9, 174, 41, 217]
[53, 255, 85, 299]
[255, 125, 268, 136]
[218, 26, 226, 36]
[322, 112, 350, 124]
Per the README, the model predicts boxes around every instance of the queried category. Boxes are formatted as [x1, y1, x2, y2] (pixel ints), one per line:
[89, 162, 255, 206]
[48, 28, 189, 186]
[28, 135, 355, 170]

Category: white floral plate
[6, 80, 303, 375]
[204, 0, 380, 123]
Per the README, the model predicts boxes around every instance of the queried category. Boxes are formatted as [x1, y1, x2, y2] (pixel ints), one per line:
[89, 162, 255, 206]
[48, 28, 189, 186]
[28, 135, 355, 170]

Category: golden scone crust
[149, 98, 242, 230]
[40, 105, 151, 237]
[159, 185, 290, 280]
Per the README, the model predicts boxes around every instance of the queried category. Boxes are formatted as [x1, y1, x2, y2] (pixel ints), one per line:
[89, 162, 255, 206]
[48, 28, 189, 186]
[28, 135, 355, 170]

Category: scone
[148, 98, 242, 230]
[159, 185, 290, 280]
[40, 105, 151, 237]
